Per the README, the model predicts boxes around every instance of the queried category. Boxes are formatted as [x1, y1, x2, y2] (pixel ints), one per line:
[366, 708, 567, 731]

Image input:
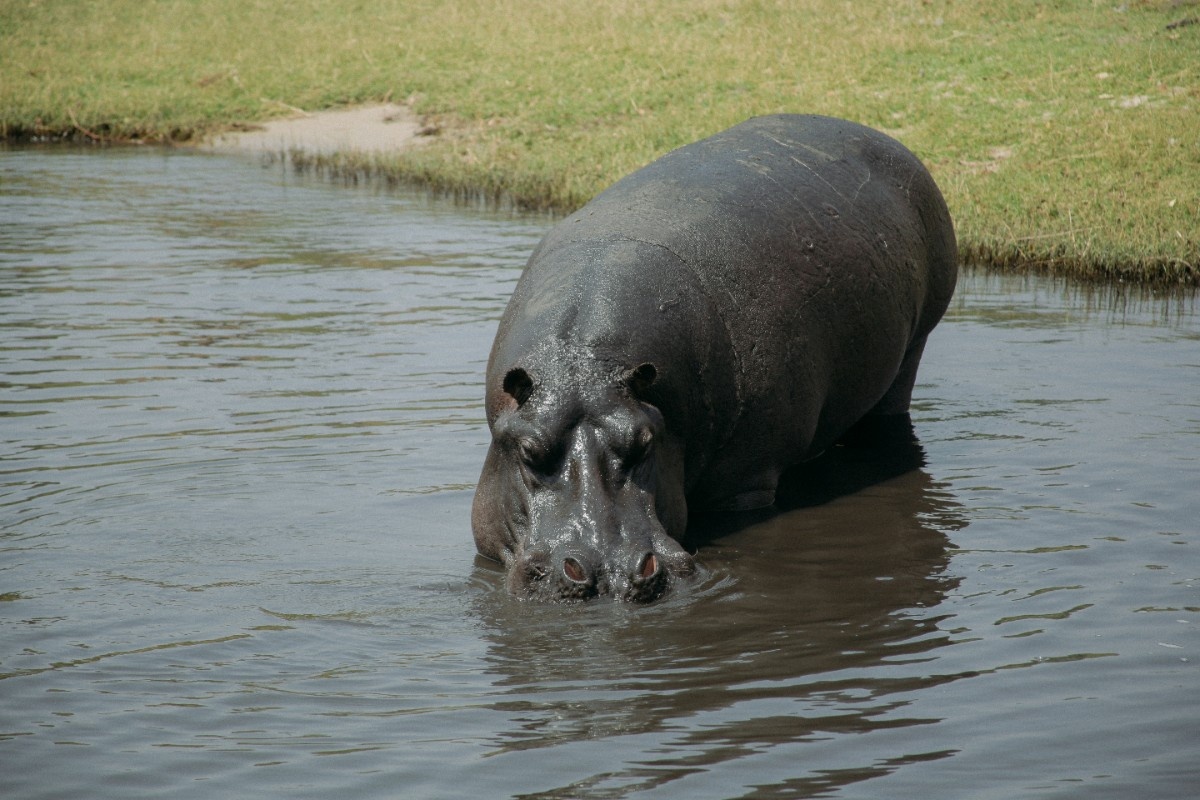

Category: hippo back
[488, 114, 957, 509]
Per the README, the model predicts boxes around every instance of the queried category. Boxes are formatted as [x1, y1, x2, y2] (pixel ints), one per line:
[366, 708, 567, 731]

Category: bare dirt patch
[203, 103, 428, 156]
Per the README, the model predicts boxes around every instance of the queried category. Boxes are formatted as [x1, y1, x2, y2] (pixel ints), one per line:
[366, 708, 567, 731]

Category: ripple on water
[1, 149, 1198, 799]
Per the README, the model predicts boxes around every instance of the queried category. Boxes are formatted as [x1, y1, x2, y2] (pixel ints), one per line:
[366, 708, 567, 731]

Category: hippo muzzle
[508, 541, 673, 604]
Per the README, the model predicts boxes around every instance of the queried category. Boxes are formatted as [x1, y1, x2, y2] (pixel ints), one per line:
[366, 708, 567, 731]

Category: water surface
[2, 148, 1197, 798]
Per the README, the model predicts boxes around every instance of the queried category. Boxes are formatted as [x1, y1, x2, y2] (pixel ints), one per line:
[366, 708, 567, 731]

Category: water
[2, 148, 1197, 799]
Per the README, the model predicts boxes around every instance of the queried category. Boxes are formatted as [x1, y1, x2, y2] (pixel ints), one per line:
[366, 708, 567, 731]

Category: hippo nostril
[520, 551, 550, 583]
[562, 557, 587, 584]
[638, 553, 659, 580]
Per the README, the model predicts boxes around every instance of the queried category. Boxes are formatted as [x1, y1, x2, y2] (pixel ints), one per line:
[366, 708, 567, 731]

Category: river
[1, 147, 1196, 798]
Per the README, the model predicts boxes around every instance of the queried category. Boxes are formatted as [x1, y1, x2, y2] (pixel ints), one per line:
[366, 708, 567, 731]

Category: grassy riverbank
[3, 1, 1197, 284]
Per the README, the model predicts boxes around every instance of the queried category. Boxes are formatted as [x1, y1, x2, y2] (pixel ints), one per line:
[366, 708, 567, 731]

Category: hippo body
[472, 114, 957, 601]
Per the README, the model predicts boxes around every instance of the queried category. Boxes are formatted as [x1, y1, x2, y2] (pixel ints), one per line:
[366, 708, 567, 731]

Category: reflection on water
[471, 422, 966, 795]
[2, 148, 1198, 799]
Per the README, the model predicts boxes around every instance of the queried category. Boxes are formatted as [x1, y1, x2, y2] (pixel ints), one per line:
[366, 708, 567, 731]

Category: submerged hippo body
[472, 114, 957, 602]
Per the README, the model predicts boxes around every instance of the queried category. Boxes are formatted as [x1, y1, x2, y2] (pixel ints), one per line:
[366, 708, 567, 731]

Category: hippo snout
[510, 545, 691, 603]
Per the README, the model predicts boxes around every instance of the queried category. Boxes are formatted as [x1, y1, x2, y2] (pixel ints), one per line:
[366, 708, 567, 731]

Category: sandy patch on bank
[203, 103, 430, 156]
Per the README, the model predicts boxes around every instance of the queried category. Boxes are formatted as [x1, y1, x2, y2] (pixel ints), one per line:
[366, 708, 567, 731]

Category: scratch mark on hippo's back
[852, 167, 871, 203]
[789, 155, 850, 205]
[762, 132, 837, 164]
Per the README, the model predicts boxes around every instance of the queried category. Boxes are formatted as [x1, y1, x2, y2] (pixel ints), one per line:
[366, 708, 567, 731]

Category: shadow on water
[468, 417, 967, 797]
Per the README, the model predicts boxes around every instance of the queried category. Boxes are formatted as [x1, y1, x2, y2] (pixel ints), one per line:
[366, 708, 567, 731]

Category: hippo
[471, 114, 957, 602]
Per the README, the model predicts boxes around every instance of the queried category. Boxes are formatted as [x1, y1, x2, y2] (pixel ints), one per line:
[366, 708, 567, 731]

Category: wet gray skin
[471, 114, 957, 603]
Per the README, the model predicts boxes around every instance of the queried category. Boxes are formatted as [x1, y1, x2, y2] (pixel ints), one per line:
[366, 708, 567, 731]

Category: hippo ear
[502, 367, 533, 408]
[622, 362, 658, 398]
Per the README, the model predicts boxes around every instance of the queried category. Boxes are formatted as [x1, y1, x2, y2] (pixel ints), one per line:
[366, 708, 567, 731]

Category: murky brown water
[2, 148, 1197, 799]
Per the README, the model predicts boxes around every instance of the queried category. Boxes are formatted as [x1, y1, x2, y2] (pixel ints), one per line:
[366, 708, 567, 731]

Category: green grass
[3, 0, 1197, 283]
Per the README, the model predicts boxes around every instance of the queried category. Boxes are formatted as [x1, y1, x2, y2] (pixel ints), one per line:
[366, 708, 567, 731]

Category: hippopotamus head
[472, 348, 695, 602]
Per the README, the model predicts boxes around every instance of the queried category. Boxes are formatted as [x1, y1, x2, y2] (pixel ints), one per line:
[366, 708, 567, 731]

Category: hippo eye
[518, 439, 541, 465]
[624, 426, 654, 465]
[517, 438, 557, 475]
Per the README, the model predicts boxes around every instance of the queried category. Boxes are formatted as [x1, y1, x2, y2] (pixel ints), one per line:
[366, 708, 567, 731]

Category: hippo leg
[869, 335, 930, 417]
